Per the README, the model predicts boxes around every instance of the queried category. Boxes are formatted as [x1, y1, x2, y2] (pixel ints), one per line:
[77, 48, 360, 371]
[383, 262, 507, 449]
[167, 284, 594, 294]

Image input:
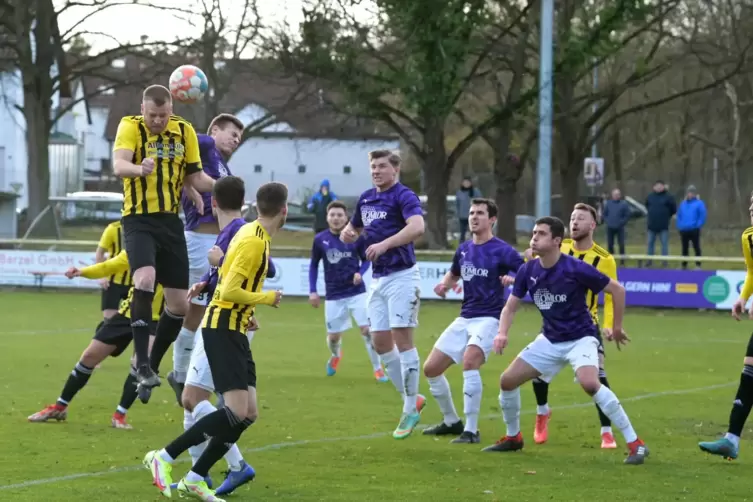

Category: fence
[0, 239, 747, 311]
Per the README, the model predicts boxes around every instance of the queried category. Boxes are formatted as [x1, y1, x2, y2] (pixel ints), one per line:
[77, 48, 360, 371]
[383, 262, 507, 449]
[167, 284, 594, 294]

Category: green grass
[0, 290, 751, 500]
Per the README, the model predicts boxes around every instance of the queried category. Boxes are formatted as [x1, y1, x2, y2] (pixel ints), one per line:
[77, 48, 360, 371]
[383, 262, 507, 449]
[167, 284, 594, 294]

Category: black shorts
[94, 313, 156, 357]
[100, 283, 131, 311]
[122, 213, 189, 290]
[202, 326, 256, 393]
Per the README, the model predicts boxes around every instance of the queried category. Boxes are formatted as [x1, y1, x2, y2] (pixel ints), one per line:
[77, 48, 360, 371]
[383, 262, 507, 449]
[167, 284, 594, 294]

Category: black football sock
[165, 407, 237, 459]
[130, 289, 154, 368]
[117, 366, 139, 411]
[191, 417, 254, 477]
[728, 365, 753, 437]
[596, 371, 612, 428]
[58, 362, 94, 404]
[149, 308, 184, 373]
[532, 377, 549, 407]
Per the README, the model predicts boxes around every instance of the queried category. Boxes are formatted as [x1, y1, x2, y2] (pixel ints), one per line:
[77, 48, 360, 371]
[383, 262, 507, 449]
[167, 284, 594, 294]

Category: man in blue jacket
[645, 180, 676, 266]
[676, 185, 707, 269]
[308, 179, 337, 233]
[602, 188, 631, 263]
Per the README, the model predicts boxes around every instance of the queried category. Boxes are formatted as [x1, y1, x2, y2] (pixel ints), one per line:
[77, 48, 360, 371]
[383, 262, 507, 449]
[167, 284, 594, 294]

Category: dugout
[0, 191, 19, 239]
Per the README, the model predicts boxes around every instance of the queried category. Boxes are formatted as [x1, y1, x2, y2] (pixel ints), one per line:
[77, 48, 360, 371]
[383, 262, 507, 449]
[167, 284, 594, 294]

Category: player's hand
[187, 281, 207, 299]
[602, 327, 613, 340]
[65, 267, 82, 279]
[732, 299, 746, 321]
[272, 290, 283, 307]
[353, 273, 363, 285]
[523, 248, 535, 261]
[309, 292, 320, 308]
[207, 246, 224, 266]
[434, 282, 449, 299]
[500, 275, 515, 287]
[341, 228, 358, 244]
[98, 278, 109, 289]
[248, 316, 259, 331]
[194, 197, 205, 215]
[140, 158, 155, 176]
[610, 327, 630, 351]
[366, 241, 388, 261]
[493, 333, 508, 355]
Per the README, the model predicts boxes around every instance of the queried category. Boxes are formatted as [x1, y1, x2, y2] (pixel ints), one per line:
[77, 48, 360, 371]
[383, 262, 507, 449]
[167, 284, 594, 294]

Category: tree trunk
[421, 122, 449, 249]
[560, 147, 581, 218]
[24, 97, 54, 235]
[490, 129, 524, 244]
[611, 120, 624, 190]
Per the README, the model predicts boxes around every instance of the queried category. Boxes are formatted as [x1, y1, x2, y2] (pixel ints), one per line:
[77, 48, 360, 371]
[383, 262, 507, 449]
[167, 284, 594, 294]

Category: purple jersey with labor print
[182, 134, 231, 231]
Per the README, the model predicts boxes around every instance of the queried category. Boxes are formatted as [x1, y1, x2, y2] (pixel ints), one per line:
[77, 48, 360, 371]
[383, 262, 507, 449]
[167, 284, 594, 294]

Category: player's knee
[81, 343, 111, 367]
[744, 356, 753, 367]
[133, 267, 156, 289]
[461, 345, 485, 371]
[499, 373, 517, 392]
[578, 374, 601, 396]
[371, 331, 393, 353]
[423, 360, 442, 379]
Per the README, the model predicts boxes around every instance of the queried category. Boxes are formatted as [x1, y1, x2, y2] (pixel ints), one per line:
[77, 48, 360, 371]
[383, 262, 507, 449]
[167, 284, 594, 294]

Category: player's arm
[356, 238, 371, 276]
[218, 238, 277, 306]
[112, 119, 144, 177]
[96, 224, 115, 263]
[182, 122, 214, 192]
[80, 250, 130, 279]
[308, 240, 322, 294]
[380, 192, 425, 249]
[602, 279, 626, 334]
[738, 233, 753, 303]
[599, 255, 618, 330]
[268, 258, 277, 279]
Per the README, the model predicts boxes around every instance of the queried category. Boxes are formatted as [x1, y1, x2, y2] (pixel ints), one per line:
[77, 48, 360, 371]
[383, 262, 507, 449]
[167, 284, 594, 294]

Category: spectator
[307, 179, 337, 233]
[676, 185, 707, 269]
[602, 188, 631, 262]
[645, 180, 677, 266]
[455, 176, 482, 242]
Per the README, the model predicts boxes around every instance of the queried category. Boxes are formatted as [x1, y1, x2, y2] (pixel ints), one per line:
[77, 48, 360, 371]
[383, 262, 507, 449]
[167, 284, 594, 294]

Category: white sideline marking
[0, 381, 735, 492]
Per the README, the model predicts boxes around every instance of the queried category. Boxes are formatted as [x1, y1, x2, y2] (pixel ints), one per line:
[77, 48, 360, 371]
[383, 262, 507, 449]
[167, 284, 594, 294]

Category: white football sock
[186, 471, 204, 482]
[380, 346, 404, 395]
[399, 348, 420, 414]
[247, 330, 255, 344]
[592, 385, 638, 443]
[536, 404, 550, 415]
[361, 332, 382, 371]
[463, 369, 482, 433]
[173, 327, 196, 383]
[327, 337, 341, 358]
[500, 388, 521, 437]
[185, 408, 206, 466]
[427, 375, 460, 425]
[725, 433, 741, 449]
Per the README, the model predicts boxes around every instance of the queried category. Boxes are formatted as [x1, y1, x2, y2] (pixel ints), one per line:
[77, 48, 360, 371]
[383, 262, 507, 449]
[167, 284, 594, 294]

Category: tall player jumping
[112, 85, 215, 395]
[169, 113, 244, 399]
[340, 150, 427, 439]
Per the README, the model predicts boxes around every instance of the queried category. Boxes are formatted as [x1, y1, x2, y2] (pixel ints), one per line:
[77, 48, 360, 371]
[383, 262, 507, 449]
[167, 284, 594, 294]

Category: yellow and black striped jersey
[739, 227, 753, 301]
[202, 221, 277, 333]
[113, 114, 202, 216]
[560, 238, 617, 329]
[80, 250, 164, 321]
[97, 221, 133, 287]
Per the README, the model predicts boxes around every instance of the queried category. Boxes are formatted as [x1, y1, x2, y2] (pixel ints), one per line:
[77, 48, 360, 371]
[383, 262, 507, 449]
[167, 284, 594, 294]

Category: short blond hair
[368, 149, 401, 167]
[207, 113, 243, 134]
[573, 202, 597, 221]
[142, 85, 171, 106]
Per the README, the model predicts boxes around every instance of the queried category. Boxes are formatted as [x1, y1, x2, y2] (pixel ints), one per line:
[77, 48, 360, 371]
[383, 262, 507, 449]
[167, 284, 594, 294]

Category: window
[343, 165, 351, 174]
[298, 164, 306, 174]
[254, 164, 262, 173]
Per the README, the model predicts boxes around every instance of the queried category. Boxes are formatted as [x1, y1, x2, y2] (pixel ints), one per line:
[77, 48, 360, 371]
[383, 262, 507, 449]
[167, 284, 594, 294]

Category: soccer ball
[168, 65, 209, 104]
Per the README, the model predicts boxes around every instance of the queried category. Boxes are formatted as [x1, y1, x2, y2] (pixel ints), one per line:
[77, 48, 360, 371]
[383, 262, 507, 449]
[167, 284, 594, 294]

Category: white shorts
[325, 293, 368, 334]
[185, 231, 218, 306]
[367, 266, 421, 332]
[434, 317, 498, 364]
[185, 327, 256, 393]
[518, 334, 600, 383]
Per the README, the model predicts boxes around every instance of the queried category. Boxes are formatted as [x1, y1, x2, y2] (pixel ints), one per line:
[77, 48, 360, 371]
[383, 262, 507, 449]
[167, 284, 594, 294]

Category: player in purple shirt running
[173, 114, 244, 394]
[422, 198, 523, 444]
[481, 216, 649, 465]
[340, 149, 427, 440]
[308, 201, 387, 382]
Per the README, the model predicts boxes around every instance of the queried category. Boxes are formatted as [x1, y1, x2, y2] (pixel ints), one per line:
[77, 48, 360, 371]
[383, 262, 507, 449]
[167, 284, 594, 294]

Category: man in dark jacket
[645, 180, 676, 266]
[307, 179, 337, 233]
[455, 176, 482, 242]
[602, 188, 631, 262]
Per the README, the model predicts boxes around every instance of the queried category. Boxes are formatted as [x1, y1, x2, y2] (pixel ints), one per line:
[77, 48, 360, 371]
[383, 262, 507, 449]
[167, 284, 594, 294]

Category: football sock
[58, 361, 94, 404]
[400, 348, 420, 414]
[130, 288, 154, 368]
[531, 377, 549, 413]
[188, 409, 254, 477]
[500, 388, 521, 437]
[190, 400, 243, 470]
[596, 371, 612, 429]
[173, 327, 196, 383]
[361, 331, 382, 371]
[380, 346, 404, 395]
[728, 364, 753, 437]
[427, 375, 460, 425]
[592, 385, 637, 443]
[164, 407, 251, 462]
[117, 366, 139, 411]
[149, 308, 184, 373]
[327, 336, 341, 358]
[463, 369, 482, 433]
[184, 409, 205, 466]
[247, 330, 255, 344]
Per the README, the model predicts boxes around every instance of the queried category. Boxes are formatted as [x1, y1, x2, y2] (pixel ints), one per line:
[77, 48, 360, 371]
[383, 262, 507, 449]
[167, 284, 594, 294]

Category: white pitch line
[0, 381, 735, 492]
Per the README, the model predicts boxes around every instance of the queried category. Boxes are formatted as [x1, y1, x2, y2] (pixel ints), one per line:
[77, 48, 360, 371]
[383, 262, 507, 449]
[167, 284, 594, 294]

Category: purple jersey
[451, 237, 524, 319]
[350, 183, 423, 278]
[182, 134, 231, 231]
[512, 253, 610, 343]
[199, 219, 276, 296]
[309, 230, 370, 301]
